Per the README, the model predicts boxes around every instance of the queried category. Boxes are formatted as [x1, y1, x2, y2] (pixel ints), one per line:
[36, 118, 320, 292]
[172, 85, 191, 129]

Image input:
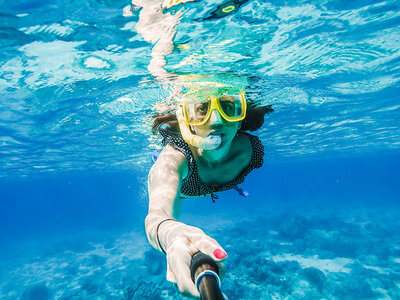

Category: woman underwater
[145, 77, 273, 298]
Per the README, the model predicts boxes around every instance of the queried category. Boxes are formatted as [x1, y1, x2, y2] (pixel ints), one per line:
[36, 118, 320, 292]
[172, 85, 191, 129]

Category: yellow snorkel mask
[176, 83, 247, 150]
[182, 91, 247, 126]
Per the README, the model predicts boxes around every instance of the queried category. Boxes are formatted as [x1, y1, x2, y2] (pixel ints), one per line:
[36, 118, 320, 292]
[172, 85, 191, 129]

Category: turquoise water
[1, 0, 400, 299]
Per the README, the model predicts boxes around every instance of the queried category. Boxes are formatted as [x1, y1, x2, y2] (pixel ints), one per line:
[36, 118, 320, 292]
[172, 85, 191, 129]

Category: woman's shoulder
[156, 144, 189, 178]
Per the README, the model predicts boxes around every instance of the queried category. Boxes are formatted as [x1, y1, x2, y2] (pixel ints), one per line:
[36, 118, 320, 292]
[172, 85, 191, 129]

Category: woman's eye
[221, 102, 234, 114]
[196, 103, 208, 114]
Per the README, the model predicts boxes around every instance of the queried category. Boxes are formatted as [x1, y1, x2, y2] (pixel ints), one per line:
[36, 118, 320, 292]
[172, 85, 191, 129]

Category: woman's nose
[209, 110, 223, 124]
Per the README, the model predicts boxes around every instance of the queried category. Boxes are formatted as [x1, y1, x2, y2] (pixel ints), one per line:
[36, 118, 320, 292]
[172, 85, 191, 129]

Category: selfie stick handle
[190, 252, 224, 300]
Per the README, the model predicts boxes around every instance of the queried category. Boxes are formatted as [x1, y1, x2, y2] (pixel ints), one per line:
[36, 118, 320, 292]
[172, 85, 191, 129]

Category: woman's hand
[165, 224, 228, 298]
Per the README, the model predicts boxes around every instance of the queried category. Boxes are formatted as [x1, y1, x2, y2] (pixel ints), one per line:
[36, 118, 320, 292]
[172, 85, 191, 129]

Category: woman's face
[190, 109, 240, 149]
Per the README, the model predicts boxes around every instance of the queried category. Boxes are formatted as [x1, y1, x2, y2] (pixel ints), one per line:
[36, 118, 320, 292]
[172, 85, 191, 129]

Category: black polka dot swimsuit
[159, 128, 264, 197]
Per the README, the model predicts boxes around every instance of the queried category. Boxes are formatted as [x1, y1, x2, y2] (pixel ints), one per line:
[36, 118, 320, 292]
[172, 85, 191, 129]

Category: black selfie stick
[190, 252, 224, 300]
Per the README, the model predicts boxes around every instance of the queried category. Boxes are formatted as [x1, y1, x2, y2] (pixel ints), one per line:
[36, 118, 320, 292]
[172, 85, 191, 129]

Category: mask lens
[219, 95, 243, 118]
[183, 92, 246, 124]
[185, 97, 210, 123]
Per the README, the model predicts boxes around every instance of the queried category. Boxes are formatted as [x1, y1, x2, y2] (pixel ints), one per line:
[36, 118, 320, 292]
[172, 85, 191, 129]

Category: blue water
[1, 0, 400, 299]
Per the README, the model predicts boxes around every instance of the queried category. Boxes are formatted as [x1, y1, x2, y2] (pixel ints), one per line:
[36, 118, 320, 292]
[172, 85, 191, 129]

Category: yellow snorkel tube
[176, 100, 222, 150]
[174, 74, 248, 149]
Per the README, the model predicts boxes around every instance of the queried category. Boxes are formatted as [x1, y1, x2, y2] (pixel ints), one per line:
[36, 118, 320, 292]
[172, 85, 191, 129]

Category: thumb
[195, 237, 228, 262]
[211, 248, 228, 261]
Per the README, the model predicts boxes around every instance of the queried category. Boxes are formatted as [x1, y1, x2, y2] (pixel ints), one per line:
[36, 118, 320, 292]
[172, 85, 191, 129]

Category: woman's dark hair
[152, 101, 273, 134]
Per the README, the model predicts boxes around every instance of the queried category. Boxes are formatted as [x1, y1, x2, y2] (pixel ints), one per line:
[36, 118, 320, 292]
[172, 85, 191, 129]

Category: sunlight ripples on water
[0, 0, 399, 177]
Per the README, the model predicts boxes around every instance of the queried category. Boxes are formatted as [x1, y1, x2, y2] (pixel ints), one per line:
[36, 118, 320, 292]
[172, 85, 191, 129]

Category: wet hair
[152, 101, 273, 134]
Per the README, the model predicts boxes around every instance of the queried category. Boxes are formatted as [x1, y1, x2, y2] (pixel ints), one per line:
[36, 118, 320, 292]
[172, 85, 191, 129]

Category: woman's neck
[192, 142, 232, 168]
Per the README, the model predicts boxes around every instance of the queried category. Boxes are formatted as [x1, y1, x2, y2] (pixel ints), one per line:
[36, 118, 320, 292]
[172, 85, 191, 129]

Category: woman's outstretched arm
[145, 144, 186, 252]
[145, 144, 228, 298]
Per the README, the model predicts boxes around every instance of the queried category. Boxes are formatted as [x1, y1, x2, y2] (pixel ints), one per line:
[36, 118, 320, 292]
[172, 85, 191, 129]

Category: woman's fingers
[167, 241, 200, 298]
[165, 226, 227, 299]
[175, 263, 200, 298]
[166, 263, 176, 283]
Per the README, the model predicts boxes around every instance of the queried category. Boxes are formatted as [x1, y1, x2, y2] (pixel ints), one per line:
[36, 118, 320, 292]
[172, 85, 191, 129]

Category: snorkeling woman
[145, 78, 273, 298]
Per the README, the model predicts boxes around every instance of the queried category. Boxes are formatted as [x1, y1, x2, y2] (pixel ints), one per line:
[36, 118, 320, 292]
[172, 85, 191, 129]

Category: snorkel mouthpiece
[177, 105, 222, 150]
[201, 134, 222, 150]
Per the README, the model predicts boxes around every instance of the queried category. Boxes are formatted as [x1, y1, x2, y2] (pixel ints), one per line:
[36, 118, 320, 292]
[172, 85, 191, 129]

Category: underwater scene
[1, 0, 400, 299]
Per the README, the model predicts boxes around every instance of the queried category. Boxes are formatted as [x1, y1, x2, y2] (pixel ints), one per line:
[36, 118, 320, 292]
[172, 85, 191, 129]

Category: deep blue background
[1, 151, 399, 249]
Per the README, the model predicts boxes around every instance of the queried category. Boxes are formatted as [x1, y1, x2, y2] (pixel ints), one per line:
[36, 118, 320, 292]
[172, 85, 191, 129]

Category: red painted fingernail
[213, 249, 227, 259]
